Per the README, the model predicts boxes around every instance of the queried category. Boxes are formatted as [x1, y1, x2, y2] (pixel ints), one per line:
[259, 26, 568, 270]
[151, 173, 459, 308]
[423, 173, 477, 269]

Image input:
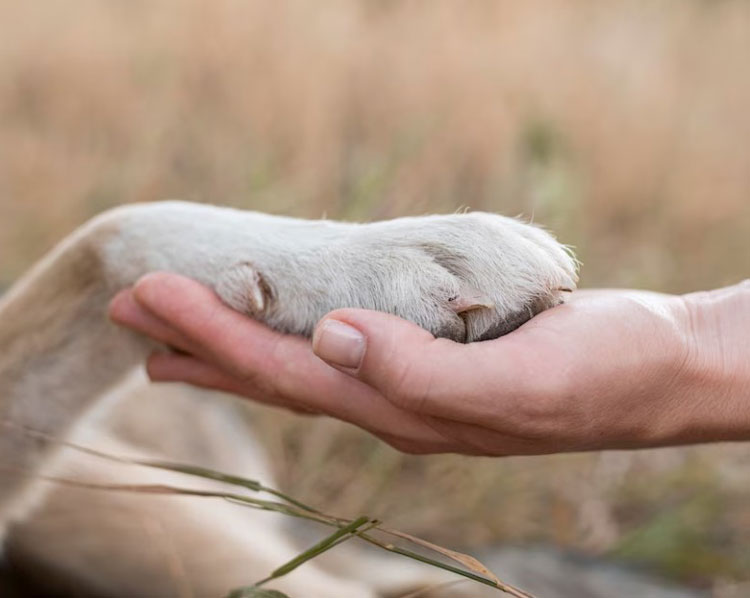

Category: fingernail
[313, 319, 366, 369]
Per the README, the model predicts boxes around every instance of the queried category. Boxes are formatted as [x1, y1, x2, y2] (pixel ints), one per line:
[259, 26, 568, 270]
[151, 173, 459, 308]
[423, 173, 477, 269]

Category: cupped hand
[108, 273, 750, 455]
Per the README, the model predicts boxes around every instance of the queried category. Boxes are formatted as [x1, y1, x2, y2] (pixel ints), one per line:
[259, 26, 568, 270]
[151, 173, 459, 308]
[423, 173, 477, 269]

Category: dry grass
[1, 0, 749, 592]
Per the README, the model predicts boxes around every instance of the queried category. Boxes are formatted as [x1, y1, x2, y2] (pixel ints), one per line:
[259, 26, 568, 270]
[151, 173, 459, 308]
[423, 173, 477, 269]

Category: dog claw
[448, 284, 495, 314]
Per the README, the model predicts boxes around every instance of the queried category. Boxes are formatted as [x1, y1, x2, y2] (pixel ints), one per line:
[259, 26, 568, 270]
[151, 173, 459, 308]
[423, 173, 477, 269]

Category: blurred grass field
[1, 0, 749, 593]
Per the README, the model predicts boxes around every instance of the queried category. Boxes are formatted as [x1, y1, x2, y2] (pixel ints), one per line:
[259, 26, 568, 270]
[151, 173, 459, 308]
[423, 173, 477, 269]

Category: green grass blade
[258, 515, 371, 584]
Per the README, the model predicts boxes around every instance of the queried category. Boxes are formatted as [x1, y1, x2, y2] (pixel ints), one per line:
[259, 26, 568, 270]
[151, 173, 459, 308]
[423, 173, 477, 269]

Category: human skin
[109, 273, 750, 456]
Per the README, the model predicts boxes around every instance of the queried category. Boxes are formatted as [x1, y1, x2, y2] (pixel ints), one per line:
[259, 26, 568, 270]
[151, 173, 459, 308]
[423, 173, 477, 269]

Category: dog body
[0, 201, 578, 596]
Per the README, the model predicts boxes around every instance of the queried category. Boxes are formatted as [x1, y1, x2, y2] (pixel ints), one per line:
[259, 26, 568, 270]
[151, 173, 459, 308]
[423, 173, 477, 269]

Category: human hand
[109, 273, 750, 455]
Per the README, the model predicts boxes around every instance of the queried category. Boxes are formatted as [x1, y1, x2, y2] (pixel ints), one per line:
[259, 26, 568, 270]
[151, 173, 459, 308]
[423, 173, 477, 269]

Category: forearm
[674, 280, 750, 443]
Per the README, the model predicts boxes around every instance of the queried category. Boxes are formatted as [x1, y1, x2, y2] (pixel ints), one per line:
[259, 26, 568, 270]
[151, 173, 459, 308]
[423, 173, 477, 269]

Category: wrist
[673, 280, 750, 443]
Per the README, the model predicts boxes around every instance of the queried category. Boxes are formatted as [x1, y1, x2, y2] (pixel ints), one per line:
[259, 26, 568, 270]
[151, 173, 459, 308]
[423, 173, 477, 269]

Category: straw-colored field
[1, 0, 749, 593]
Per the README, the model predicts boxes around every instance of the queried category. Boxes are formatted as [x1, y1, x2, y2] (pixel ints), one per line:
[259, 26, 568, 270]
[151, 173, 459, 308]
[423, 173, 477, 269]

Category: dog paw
[216, 212, 578, 342]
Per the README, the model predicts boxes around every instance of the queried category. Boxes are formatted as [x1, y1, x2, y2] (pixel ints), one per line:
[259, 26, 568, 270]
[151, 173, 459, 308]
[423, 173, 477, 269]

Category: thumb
[312, 309, 464, 413]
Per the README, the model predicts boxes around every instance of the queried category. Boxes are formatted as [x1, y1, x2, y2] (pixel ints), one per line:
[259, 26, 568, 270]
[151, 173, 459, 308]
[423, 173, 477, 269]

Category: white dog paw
[216, 212, 578, 342]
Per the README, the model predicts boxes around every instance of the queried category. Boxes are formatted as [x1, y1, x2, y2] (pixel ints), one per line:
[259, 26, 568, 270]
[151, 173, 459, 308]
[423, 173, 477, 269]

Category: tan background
[1, 0, 749, 593]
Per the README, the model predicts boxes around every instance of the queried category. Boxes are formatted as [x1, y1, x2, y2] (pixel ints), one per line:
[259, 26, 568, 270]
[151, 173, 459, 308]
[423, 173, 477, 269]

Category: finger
[148, 351, 257, 395]
[112, 280, 319, 409]
[312, 309, 529, 424]
[149, 350, 469, 449]
[132, 272, 299, 380]
[131, 273, 355, 405]
[148, 351, 508, 454]
[130, 273, 380, 412]
[148, 350, 456, 450]
[109, 288, 197, 355]
[147, 352, 321, 415]
[130, 275, 455, 446]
